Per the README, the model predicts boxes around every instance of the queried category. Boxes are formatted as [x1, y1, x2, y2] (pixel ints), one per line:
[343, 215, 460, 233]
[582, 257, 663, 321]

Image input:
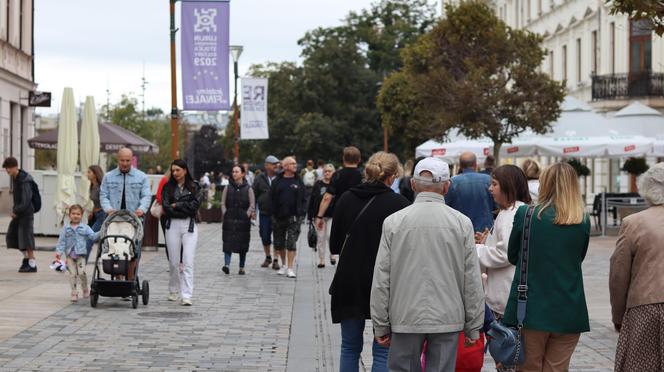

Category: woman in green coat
[503, 162, 590, 371]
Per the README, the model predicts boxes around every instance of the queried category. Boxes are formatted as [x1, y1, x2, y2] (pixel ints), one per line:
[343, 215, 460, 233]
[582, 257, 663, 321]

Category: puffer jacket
[161, 181, 203, 232]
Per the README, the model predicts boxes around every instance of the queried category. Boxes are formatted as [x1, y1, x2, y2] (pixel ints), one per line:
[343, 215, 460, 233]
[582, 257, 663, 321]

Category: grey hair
[324, 163, 335, 172]
[638, 162, 664, 206]
[412, 177, 447, 193]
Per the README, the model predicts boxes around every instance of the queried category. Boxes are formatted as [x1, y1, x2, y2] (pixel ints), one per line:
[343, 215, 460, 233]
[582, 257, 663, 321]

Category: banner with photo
[240, 77, 269, 140]
[181, 1, 230, 111]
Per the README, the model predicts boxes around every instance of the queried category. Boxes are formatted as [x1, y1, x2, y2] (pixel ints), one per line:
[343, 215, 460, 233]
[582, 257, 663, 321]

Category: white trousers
[316, 217, 333, 261]
[165, 219, 198, 300]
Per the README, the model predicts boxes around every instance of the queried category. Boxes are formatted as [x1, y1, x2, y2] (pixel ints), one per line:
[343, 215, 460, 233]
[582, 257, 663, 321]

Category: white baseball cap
[414, 157, 450, 183]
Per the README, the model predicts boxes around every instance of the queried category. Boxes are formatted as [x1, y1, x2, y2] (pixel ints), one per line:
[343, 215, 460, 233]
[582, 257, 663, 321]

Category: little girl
[55, 204, 99, 302]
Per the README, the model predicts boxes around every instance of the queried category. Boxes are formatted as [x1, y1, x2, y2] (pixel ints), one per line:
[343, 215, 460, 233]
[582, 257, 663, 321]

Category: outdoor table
[601, 195, 648, 236]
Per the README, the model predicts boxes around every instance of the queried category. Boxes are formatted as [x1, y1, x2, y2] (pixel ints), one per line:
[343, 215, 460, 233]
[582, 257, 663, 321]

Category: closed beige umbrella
[79, 96, 100, 211]
[54, 87, 78, 220]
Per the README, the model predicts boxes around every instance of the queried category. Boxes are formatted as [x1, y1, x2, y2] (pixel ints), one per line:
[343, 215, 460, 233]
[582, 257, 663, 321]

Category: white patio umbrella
[54, 87, 79, 221]
[537, 135, 653, 158]
[651, 136, 664, 157]
[612, 101, 664, 137]
[415, 133, 493, 163]
[79, 96, 100, 211]
[549, 96, 620, 137]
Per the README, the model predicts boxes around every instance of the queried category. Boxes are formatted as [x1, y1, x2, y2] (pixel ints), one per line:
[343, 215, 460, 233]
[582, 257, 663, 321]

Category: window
[576, 38, 582, 83]
[5, 0, 10, 42]
[18, 0, 22, 49]
[591, 30, 598, 74]
[527, 0, 531, 22]
[629, 19, 652, 74]
[549, 50, 554, 77]
[538, 0, 542, 15]
[610, 22, 615, 74]
[562, 45, 567, 81]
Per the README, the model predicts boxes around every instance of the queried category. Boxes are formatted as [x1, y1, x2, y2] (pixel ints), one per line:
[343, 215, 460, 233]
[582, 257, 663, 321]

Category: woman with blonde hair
[329, 151, 410, 372]
[521, 159, 541, 203]
[502, 162, 590, 371]
[610, 162, 664, 371]
[307, 163, 336, 268]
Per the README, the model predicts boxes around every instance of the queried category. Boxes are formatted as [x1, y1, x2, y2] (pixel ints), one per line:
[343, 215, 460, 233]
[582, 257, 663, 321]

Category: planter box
[199, 207, 222, 223]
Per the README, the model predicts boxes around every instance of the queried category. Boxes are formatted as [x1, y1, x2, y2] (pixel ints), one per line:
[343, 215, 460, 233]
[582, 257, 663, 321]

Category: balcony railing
[591, 72, 664, 100]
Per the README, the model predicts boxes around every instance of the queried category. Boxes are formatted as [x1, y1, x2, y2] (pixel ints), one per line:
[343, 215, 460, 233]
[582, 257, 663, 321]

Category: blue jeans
[340, 319, 389, 372]
[86, 210, 106, 258]
[224, 252, 247, 268]
[259, 214, 272, 246]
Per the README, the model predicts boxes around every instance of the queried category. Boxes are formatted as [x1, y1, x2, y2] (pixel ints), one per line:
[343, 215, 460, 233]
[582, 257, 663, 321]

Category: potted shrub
[622, 157, 649, 193]
[566, 158, 590, 178]
[199, 189, 223, 223]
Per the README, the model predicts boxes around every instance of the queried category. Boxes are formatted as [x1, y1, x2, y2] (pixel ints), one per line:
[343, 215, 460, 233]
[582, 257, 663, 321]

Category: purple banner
[181, 1, 230, 111]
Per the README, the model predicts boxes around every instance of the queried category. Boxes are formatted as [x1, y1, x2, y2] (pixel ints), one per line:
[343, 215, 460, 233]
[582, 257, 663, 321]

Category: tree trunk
[493, 141, 502, 165]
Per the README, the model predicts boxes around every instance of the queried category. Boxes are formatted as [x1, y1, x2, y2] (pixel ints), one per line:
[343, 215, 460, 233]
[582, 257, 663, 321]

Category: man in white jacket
[370, 157, 485, 372]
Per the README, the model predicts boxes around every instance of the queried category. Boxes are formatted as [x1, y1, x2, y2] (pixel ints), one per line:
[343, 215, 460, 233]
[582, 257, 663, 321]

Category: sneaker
[168, 293, 179, 302]
[222, 266, 230, 275]
[272, 260, 280, 271]
[317, 263, 325, 268]
[21, 265, 37, 273]
[287, 269, 296, 278]
[181, 298, 192, 306]
[238, 268, 246, 275]
[261, 257, 272, 268]
[18, 258, 29, 272]
[277, 266, 287, 276]
[330, 258, 337, 266]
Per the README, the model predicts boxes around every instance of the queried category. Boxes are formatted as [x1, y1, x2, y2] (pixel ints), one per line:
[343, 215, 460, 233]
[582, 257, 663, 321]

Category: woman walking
[521, 159, 541, 204]
[86, 165, 105, 259]
[307, 163, 335, 268]
[610, 163, 664, 371]
[476, 165, 531, 319]
[503, 162, 590, 371]
[221, 165, 255, 275]
[329, 151, 409, 372]
[162, 159, 203, 306]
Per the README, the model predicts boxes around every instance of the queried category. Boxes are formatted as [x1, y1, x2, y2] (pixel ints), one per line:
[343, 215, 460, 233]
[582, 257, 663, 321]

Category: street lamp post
[230, 45, 243, 165]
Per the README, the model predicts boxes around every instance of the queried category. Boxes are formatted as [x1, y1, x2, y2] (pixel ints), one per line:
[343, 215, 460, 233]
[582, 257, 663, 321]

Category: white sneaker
[287, 269, 296, 278]
[277, 266, 287, 276]
[181, 298, 192, 306]
[168, 293, 178, 302]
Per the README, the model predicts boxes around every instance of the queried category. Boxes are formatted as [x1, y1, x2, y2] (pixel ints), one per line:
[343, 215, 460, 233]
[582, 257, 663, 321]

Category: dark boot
[18, 258, 29, 272]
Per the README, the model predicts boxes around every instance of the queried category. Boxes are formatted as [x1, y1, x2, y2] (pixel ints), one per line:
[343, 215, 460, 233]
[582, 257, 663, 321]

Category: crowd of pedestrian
[4, 142, 664, 371]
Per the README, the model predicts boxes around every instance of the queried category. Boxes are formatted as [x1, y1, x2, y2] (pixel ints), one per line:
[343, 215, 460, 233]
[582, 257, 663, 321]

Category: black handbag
[307, 221, 318, 249]
[486, 205, 535, 367]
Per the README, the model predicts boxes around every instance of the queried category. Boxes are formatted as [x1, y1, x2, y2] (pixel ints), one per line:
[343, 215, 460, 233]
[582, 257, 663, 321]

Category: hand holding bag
[150, 199, 164, 219]
[308, 220, 318, 249]
[486, 205, 535, 367]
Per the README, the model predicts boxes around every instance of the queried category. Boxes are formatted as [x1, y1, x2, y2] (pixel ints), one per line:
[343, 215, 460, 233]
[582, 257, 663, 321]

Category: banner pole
[170, 0, 179, 160]
[233, 60, 239, 165]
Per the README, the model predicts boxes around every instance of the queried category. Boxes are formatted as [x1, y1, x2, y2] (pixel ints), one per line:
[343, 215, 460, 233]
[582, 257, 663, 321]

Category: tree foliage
[378, 1, 565, 161]
[609, 0, 664, 35]
[193, 124, 226, 178]
[229, 0, 437, 164]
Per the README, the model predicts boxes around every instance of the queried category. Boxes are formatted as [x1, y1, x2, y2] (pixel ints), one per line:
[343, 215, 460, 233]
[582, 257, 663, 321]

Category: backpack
[30, 180, 42, 213]
[302, 169, 316, 187]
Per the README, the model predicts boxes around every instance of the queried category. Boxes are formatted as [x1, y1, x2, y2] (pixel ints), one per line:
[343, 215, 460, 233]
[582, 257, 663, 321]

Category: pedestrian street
[0, 223, 618, 371]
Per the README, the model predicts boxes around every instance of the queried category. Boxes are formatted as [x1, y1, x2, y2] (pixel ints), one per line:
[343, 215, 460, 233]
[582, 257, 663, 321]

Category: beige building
[0, 0, 36, 186]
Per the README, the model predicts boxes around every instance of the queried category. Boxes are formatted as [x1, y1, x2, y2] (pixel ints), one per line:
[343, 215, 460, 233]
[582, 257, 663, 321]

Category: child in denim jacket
[55, 204, 99, 302]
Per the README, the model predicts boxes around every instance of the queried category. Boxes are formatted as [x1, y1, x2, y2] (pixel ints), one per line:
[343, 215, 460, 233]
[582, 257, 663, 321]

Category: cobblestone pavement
[0, 223, 618, 371]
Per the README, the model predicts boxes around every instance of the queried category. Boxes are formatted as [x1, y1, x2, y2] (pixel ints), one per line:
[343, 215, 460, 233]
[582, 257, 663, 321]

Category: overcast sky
[34, 0, 440, 116]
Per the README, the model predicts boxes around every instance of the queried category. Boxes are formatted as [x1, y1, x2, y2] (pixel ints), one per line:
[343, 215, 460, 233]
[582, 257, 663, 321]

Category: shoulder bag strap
[339, 195, 377, 257]
[516, 205, 536, 328]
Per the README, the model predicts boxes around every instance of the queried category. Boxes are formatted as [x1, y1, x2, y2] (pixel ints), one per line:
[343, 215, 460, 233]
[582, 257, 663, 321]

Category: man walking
[371, 157, 484, 371]
[3, 157, 38, 272]
[100, 148, 151, 279]
[445, 151, 495, 232]
[270, 156, 307, 278]
[253, 155, 280, 269]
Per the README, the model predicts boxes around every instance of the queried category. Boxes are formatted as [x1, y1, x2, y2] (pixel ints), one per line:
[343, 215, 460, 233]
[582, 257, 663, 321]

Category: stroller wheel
[142, 280, 149, 305]
[131, 294, 138, 309]
[90, 292, 98, 308]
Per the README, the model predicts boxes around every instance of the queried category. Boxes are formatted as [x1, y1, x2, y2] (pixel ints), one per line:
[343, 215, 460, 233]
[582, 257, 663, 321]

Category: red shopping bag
[420, 331, 484, 372]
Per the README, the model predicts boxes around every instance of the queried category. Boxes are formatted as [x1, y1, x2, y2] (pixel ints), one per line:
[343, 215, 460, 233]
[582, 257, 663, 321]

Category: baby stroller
[90, 210, 149, 309]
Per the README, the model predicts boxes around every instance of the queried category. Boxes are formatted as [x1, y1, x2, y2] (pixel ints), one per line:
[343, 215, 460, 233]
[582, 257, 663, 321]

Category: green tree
[378, 1, 565, 162]
[609, 1, 664, 35]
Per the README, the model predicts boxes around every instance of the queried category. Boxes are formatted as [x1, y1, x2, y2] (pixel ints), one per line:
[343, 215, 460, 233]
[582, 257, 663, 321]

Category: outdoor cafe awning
[28, 122, 159, 154]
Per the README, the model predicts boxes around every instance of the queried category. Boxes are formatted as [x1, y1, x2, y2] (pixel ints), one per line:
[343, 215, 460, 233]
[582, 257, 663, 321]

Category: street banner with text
[181, 1, 230, 111]
[240, 77, 269, 139]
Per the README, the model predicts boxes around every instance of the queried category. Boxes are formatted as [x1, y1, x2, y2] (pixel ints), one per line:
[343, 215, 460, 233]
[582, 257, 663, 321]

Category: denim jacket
[100, 167, 152, 213]
[445, 169, 495, 232]
[56, 224, 99, 256]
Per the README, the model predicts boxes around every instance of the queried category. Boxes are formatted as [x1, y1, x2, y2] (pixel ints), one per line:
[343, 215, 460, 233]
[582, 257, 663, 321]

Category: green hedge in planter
[622, 157, 649, 176]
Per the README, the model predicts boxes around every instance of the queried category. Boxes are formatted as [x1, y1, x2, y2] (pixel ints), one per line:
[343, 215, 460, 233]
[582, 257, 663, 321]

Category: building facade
[0, 0, 36, 184]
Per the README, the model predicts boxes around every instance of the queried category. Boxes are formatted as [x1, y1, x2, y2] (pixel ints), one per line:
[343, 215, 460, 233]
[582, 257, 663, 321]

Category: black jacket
[328, 182, 409, 323]
[161, 181, 203, 232]
[270, 173, 307, 219]
[253, 172, 273, 216]
[222, 180, 252, 254]
[307, 180, 332, 220]
[12, 170, 35, 217]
